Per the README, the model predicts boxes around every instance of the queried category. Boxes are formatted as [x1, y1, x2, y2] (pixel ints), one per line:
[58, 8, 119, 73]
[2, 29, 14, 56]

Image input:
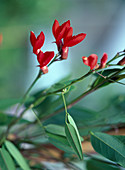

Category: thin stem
[15, 69, 42, 114]
[61, 92, 68, 114]
[41, 67, 125, 121]
[32, 109, 45, 131]
[62, 92, 68, 123]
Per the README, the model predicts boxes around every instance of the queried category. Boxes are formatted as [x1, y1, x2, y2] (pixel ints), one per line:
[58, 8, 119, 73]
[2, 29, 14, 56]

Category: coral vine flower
[30, 31, 45, 55]
[37, 51, 55, 74]
[52, 19, 86, 60]
[82, 54, 98, 70]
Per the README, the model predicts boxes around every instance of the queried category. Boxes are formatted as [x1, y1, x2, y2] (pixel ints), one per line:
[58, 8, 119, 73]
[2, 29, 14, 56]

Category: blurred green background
[0, 0, 125, 111]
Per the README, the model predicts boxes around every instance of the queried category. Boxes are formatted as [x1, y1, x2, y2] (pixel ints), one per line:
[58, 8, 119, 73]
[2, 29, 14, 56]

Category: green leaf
[45, 124, 66, 136]
[0, 146, 16, 170]
[46, 131, 70, 146]
[0, 98, 21, 110]
[90, 132, 125, 167]
[49, 137, 74, 153]
[86, 159, 120, 170]
[5, 140, 31, 170]
[65, 114, 83, 160]
[45, 124, 83, 154]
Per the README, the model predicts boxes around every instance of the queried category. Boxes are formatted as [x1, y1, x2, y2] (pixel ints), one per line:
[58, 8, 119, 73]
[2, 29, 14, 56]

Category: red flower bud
[61, 47, 69, 59]
[117, 56, 125, 66]
[30, 31, 45, 55]
[99, 53, 108, 68]
[82, 54, 98, 70]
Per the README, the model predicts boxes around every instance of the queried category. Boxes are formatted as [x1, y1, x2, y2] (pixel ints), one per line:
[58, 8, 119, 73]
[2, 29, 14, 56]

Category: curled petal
[52, 19, 60, 39]
[82, 54, 98, 70]
[30, 31, 36, 47]
[64, 33, 86, 47]
[100, 53, 108, 68]
[33, 31, 45, 54]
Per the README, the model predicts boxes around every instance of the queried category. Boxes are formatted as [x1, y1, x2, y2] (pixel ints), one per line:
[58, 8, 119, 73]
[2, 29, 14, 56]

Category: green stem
[32, 109, 45, 131]
[15, 69, 42, 114]
[61, 92, 68, 123]
[41, 66, 125, 121]
[107, 53, 125, 65]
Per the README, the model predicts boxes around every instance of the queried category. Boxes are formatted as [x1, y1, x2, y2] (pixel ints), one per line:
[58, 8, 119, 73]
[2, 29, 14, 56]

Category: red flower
[82, 54, 98, 70]
[37, 51, 55, 74]
[99, 53, 108, 68]
[63, 27, 86, 47]
[52, 19, 86, 60]
[82, 53, 108, 70]
[30, 31, 45, 55]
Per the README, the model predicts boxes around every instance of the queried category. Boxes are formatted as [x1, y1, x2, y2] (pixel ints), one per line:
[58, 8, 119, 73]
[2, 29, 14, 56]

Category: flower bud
[117, 56, 125, 66]
[99, 53, 108, 69]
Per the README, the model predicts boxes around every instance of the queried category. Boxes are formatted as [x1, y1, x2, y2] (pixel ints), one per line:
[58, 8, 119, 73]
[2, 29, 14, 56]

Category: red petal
[82, 54, 98, 70]
[30, 31, 36, 47]
[64, 33, 86, 47]
[33, 31, 45, 54]
[56, 20, 71, 42]
[37, 51, 44, 64]
[64, 27, 73, 45]
[52, 19, 60, 39]
[37, 51, 54, 67]
[82, 56, 89, 66]
[101, 53, 108, 65]
[43, 51, 55, 66]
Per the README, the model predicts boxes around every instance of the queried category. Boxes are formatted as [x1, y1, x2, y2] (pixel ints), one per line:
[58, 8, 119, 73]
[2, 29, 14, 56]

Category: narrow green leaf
[90, 132, 125, 167]
[65, 114, 83, 160]
[5, 140, 31, 170]
[49, 138, 74, 153]
[0, 146, 16, 170]
[67, 114, 83, 145]
[45, 124, 65, 136]
[46, 132, 70, 146]
[86, 159, 120, 170]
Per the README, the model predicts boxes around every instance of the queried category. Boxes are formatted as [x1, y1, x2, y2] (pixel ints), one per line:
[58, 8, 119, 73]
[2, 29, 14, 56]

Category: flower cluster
[30, 19, 111, 74]
[30, 19, 86, 74]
